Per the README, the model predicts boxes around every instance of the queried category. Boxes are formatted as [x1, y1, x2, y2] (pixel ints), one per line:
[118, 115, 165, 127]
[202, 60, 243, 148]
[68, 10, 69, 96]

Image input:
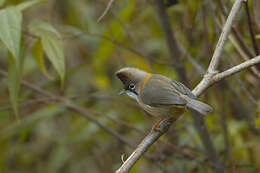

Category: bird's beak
[119, 89, 126, 95]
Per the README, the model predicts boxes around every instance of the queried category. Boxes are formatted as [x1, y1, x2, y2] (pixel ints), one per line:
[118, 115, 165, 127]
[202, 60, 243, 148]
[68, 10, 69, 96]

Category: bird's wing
[139, 75, 187, 107]
[170, 79, 197, 99]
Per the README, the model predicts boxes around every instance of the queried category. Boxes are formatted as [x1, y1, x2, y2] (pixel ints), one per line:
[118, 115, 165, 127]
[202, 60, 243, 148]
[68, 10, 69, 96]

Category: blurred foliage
[0, 0, 260, 172]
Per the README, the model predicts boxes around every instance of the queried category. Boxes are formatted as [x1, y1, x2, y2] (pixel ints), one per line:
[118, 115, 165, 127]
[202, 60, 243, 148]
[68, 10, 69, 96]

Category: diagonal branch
[97, 0, 115, 22]
[208, 0, 244, 73]
[214, 55, 260, 81]
[115, 118, 175, 173]
[217, 0, 255, 58]
[193, 0, 244, 97]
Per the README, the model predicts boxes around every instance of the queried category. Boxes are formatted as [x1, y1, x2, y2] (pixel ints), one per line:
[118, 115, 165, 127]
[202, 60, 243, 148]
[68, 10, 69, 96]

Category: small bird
[116, 67, 212, 118]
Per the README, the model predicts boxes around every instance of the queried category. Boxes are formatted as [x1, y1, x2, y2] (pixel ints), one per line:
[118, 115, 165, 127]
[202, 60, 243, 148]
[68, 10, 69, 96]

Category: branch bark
[208, 0, 244, 73]
[115, 118, 175, 173]
[97, 0, 115, 22]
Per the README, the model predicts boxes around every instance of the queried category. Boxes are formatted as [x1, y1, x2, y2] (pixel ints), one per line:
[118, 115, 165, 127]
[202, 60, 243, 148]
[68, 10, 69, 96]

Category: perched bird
[116, 67, 212, 118]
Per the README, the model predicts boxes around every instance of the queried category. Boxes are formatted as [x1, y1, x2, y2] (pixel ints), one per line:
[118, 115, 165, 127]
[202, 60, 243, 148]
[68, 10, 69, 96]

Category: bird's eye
[129, 83, 135, 90]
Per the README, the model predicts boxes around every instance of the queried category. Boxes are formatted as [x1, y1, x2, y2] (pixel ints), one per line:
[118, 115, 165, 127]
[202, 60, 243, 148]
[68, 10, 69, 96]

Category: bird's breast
[136, 98, 185, 117]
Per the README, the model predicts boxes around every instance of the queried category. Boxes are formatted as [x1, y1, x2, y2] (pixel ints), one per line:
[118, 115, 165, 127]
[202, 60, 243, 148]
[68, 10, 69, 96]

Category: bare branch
[214, 55, 260, 81]
[115, 118, 176, 173]
[217, 0, 255, 58]
[193, 1, 244, 97]
[208, 0, 244, 73]
[97, 0, 115, 22]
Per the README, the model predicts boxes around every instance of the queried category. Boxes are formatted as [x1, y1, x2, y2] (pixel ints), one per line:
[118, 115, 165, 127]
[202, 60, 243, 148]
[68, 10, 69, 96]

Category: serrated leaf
[32, 39, 52, 79]
[41, 34, 65, 84]
[17, 0, 45, 11]
[0, 7, 22, 61]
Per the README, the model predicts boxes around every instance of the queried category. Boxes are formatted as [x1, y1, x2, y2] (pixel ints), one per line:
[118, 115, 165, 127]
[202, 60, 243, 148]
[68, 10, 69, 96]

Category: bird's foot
[151, 118, 176, 133]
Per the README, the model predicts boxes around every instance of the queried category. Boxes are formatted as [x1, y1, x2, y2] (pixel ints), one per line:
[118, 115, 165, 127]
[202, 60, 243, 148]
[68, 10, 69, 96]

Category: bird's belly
[137, 99, 185, 117]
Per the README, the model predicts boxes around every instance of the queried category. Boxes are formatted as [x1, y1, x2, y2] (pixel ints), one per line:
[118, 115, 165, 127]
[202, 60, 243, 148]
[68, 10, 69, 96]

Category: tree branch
[115, 118, 175, 173]
[217, 0, 255, 59]
[208, 0, 244, 73]
[97, 0, 115, 22]
[193, 1, 244, 97]
[214, 55, 260, 81]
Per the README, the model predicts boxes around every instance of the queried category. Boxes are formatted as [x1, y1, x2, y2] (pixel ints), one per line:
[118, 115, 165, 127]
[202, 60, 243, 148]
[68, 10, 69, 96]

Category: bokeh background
[0, 0, 260, 172]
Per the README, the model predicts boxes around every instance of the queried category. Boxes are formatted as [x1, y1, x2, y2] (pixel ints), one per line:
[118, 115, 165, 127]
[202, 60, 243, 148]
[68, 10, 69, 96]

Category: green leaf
[0, 6, 23, 118]
[8, 54, 22, 120]
[256, 35, 260, 40]
[17, 0, 45, 11]
[0, 7, 22, 61]
[29, 20, 65, 84]
[41, 33, 65, 84]
[29, 20, 61, 38]
[32, 39, 52, 79]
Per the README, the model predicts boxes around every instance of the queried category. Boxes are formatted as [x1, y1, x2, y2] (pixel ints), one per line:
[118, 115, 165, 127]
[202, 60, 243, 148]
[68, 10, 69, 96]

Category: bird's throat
[126, 90, 138, 101]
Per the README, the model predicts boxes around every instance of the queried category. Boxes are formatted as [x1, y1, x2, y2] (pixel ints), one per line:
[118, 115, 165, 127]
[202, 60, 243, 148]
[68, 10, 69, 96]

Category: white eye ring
[129, 83, 135, 90]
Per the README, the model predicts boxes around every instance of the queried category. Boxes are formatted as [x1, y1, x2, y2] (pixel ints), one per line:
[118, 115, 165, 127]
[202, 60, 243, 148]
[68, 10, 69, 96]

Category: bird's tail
[184, 96, 213, 115]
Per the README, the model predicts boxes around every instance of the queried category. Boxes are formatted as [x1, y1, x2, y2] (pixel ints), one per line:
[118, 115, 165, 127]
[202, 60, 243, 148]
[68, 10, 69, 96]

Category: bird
[116, 67, 212, 119]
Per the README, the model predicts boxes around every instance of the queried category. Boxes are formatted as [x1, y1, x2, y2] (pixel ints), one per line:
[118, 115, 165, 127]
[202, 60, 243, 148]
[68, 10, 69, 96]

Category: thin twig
[217, 0, 255, 58]
[214, 55, 260, 81]
[177, 41, 205, 75]
[193, 2, 244, 97]
[217, 15, 260, 78]
[97, 0, 115, 22]
[115, 118, 176, 173]
[243, 0, 259, 55]
[208, 0, 244, 73]
[234, 75, 258, 106]
[228, 31, 260, 78]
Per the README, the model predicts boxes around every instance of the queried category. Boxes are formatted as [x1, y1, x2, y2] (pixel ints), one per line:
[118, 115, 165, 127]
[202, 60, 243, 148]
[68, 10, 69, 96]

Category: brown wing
[139, 75, 187, 107]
